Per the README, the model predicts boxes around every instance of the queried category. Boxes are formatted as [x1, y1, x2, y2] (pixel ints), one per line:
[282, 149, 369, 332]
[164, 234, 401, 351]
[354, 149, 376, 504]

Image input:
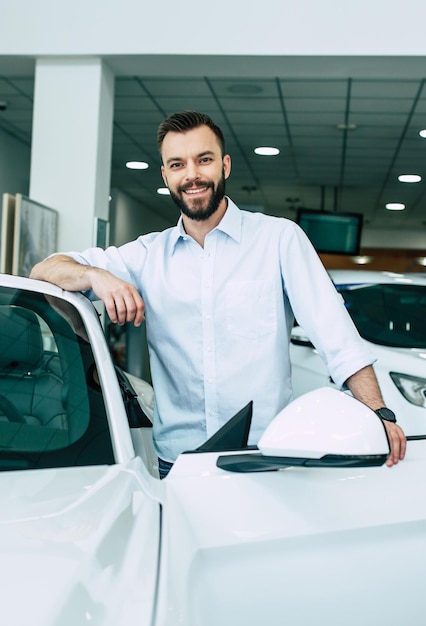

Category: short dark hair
[157, 110, 226, 156]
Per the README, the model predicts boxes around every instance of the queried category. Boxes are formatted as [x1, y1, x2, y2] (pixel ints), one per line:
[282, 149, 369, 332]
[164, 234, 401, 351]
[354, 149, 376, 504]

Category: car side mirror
[217, 388, 390, 473]
[258, 387, 389, 458]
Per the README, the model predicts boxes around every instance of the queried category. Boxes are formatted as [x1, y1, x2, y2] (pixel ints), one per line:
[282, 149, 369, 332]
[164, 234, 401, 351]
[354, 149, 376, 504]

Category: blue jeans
[158, 457, 173, 479]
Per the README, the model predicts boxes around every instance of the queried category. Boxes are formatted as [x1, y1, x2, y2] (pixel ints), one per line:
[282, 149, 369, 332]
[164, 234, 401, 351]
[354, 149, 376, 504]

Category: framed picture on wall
[12, 194, 58, 277]
[94, 217, 110, 248]
[0, 193, 16, 274]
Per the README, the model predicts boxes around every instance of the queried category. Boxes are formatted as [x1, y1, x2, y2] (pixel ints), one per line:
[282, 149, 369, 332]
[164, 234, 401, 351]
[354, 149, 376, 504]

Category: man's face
[161, 125, 231, 221]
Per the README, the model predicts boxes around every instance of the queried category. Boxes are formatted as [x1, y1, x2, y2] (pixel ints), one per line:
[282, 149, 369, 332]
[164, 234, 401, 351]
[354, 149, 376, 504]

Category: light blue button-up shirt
[69, 199, 374, 461]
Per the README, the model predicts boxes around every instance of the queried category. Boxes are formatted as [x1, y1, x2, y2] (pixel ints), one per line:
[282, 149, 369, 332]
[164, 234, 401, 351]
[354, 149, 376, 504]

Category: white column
[29, 57, 114, 252]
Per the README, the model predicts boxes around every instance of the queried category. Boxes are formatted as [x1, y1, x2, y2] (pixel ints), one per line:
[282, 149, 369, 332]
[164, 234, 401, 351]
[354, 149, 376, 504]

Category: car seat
[0, 306, 67, 429]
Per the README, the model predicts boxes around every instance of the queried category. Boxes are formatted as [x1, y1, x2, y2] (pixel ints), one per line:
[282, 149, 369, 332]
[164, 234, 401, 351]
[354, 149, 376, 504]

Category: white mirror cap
[258, 387, 390, 459]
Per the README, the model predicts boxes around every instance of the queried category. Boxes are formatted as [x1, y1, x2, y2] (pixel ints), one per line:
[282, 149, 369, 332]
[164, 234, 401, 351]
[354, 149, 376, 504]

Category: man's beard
[169, 172, 226, 222]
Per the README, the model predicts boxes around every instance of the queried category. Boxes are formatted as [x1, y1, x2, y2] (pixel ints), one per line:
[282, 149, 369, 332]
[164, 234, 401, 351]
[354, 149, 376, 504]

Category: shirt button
[204, 282, 210, 288]
[207, 377, 214, 384]
[206, 346, 212, 352]
[204, 314, 211, 320]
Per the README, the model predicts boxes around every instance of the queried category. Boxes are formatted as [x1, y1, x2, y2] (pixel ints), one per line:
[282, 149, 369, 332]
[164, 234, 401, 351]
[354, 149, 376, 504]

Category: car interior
[0, 287, 115, 470]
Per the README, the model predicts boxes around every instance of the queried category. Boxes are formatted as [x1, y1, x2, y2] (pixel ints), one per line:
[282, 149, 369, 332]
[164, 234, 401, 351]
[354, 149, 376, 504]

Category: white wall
[1, 1, 426, 56]
[109, 189, 173, 247]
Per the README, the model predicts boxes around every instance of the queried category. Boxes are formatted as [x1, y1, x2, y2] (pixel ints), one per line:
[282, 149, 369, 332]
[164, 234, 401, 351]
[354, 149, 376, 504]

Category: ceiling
[1, 57, 426, 235]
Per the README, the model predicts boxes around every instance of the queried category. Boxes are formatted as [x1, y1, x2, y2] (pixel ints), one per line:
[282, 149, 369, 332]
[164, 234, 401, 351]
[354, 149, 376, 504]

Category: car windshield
[338, 282, 426, 348]
[0, 286, 115, 471]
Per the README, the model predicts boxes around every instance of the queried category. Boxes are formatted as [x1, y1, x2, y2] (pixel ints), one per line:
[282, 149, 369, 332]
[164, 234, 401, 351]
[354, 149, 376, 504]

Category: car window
[338, 283, 426, 348]
[0, 286, 115, 471]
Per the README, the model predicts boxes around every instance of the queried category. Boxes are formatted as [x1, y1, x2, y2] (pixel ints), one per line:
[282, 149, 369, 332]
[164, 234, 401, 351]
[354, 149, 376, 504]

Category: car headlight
[390, 372, 426, 408]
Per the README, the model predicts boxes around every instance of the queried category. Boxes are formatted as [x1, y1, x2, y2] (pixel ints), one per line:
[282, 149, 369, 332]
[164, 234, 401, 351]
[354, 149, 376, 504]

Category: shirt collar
[169, 197, 241, 255]
[215, 198, 242, 243]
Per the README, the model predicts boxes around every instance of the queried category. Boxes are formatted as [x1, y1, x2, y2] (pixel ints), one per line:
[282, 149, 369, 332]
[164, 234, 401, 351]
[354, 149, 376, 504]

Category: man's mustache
[178, 181, 214, 193]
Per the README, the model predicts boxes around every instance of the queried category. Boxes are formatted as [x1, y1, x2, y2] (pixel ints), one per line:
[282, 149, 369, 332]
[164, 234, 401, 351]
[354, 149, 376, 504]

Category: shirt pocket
[225, 280, 277, 339]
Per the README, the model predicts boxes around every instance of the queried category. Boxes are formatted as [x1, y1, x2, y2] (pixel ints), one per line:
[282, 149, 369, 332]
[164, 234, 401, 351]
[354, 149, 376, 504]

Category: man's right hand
[30, 255, 145, 327]
[88, 268, 145, 326]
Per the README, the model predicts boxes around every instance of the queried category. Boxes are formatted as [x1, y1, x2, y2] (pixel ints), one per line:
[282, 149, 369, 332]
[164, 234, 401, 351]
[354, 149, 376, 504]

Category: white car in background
[290, 270, 426, 437]
[1, 272, 426, 626]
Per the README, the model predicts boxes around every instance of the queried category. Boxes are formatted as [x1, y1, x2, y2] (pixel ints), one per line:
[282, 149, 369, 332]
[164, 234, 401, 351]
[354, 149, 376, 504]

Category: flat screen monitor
[296, 209, 363, 255]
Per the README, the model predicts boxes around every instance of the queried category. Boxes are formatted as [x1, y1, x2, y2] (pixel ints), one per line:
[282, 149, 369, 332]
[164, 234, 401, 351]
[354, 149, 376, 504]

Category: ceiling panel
[0, 66, 425, 237]
[279, 80, 348, 98]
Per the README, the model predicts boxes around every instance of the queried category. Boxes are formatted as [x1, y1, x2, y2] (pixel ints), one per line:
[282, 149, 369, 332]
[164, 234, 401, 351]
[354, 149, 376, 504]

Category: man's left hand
[383, 422, 407, 467]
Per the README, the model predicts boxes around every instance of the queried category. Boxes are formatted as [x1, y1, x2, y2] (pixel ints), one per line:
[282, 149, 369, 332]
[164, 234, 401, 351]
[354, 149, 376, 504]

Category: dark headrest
[0, 306, 43, 371]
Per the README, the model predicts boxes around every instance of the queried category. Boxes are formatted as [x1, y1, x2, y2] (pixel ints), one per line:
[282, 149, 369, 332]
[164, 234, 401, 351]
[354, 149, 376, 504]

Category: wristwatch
[374, 407, 397, 423]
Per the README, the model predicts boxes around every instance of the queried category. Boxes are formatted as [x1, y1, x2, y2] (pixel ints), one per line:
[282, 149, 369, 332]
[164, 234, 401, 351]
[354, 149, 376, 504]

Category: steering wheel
[0, 394, 26, 423]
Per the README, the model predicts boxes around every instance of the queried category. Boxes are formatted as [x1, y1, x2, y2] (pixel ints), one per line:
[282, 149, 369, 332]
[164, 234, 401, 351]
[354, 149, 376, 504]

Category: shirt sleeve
[63, 239, 147, 300]
[279, 222, 376, 388]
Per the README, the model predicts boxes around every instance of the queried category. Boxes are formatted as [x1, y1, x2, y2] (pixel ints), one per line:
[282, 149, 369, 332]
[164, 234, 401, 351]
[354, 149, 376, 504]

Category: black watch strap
[374, 407, 397, 423]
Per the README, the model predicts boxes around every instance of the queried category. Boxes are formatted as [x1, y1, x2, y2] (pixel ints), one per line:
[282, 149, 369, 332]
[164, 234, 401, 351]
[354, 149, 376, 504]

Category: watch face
[375, 408, 397, 423]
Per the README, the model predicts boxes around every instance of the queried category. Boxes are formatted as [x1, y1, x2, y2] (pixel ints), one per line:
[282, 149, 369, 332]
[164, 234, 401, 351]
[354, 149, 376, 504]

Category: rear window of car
[338, 283, 426, 349]
[0, 286, 115, 471]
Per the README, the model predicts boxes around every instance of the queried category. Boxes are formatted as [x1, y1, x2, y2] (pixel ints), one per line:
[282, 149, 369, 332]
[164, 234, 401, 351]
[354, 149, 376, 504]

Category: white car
[290, 269, 426, 436]
[1, 272, 426, 626]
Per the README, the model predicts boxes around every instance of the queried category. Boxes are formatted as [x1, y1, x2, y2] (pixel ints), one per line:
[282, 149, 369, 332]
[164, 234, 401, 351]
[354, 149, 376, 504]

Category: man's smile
[184, 186, 209, 195]
[180, 182, 212, 196]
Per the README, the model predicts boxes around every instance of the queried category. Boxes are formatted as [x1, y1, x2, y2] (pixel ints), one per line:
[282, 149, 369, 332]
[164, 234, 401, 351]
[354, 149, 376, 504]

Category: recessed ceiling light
[351, 256, 373, 265]
[157, 187, 170, 195]
[385, 202, 405, 211]
[126, 161, 149, 170]
[398, 174, 421, 183]
[254, 147, 280, 156]
[337, 123, 357, 130]
[419, 130, 426, 138]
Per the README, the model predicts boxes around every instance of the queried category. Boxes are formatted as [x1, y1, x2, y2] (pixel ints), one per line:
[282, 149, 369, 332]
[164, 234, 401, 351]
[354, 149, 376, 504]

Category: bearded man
[30, 110, 406, 477]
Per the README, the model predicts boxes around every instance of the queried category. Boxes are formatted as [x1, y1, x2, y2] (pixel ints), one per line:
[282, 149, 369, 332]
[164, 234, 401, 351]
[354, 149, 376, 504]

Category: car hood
[158, 442, 426, 626]
[367, 341, 426, 374]
[0, 462, 159, 626]
[372, 342, 426, 357]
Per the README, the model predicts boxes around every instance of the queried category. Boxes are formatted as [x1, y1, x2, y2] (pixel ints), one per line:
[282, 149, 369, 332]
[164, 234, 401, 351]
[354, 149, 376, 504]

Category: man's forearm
[30, 255, 146, 327]
[29, 255, 96, 292]
[345, 365, 385, 410]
